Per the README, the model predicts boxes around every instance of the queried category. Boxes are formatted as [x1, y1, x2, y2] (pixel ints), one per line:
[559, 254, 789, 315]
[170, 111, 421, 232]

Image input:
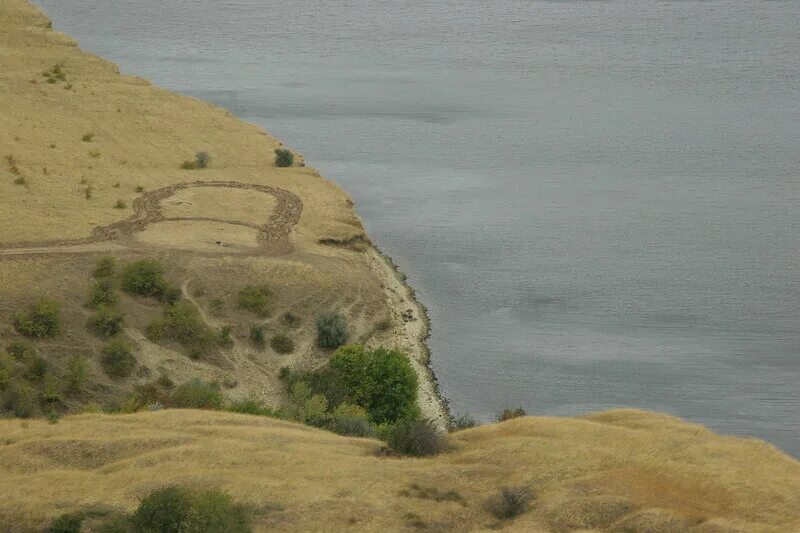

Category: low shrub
[93, 256, 116, 278]
[497, 407, 527, 422]
[329, 403, 375, 437]
[65, 355, 89, 394]
[101, 339, 136, 379]
[24, 353, 49, 381]
[14, 298, 61, 338]
[249, 325, 265, 347]
[148, 301, 215, 354]
[6, 341, 34, 359]
[487, 486, 534, 520]
[3, 382, 37, 418]
[227, 397, 276, 417]
[451, 413, 478, 431]
[47, 512, 84, 533]
[114, 199, 127, 209]
[282, 381, 330, 427]
[315, 311, 348, 349]
[281, 311, 301, 328]
[209, 298, 224, 316]
[401, 483, 465, 504]
[132, 485, 250, 533]
[217, 325, 234, 348]
[180, 160, 197, 170]
[237, 285, 270, 316]
[82, 133, 94, 142]
[88, 278, 118, 309]
[270, 333, 294, 354]
[274, 148, 294, 167]
[387, 418, 443, 457]
[171, 378, 223, 409]
[135, 185, 145, 193]
[121, 259, 169, 299]
[89, 306, 124, 337]
[195, 151, 210, 169]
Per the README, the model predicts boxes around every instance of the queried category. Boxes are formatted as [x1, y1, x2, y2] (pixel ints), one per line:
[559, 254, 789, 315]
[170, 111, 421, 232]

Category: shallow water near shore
[34, 0, 800, 455]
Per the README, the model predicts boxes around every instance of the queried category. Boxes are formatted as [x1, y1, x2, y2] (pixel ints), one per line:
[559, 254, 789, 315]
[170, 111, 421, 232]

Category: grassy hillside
[1, 408, 798, 531]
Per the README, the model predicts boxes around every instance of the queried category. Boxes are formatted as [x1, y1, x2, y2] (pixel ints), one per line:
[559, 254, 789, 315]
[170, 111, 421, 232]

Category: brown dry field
[0, 408, 799, 532]
[1, 2, 799, 532]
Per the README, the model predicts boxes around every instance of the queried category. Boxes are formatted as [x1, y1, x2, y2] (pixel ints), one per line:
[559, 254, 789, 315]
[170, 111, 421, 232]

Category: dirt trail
[0, 180, 303, 257]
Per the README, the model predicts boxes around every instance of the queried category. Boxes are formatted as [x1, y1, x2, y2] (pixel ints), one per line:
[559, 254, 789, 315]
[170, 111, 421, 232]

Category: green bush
[101, 339, 136, 379]
[329, 345, 418, 424]
[121, 259, 169, 298]
[487, 486, 534, 520]
[151, 301, 216, 355]
[282, 381, 330, 427]
[6, 341, 34, 359]
[132, 485, 250, 533]
[315, 312, 348, 349]
[249, 325, 265, 347]
[114, 199, 127, 209]
[227, 397, 275, 417]
[274, 148, 294, 167]
[93, 256, 116, 278]
[497, 407, 527, 422]
[180, 160, 197, 170]
[387, 418, 444, 457]
[329, 403, 375, 437]
[195, 151, 210, 169]
[65, 355, 89, 394]
[3, 382, 37, 418]
[88, 278, 118, 309]
[217, 325, 234, 348]
[0, 354, 13, 391]
[23, 353, 49, 381]
[89, 306, 124, 337]
[237, 285, 270, 316]
[451, 413, 478, 431]
[47, 512, 85, 533]
[14, 298, 61, 338]
[270, 333, 294, 354]
[171, 378, 223, 409]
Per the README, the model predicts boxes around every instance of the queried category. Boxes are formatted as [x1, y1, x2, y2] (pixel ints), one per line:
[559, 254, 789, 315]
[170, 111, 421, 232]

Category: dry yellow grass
[0, 408, 798, 532]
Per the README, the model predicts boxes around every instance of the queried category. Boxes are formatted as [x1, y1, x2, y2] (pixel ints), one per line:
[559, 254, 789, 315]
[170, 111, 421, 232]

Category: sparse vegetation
[498, 407, 527, 422]
[274, 148, 294, 167]
[89, 306, 124, 337]
[237, 285, 270, 316]
[387, 418, 444, 457]
[88, 149, 101, 158]
[65, 355, 89, 395]
[270, 333, 294, 354]
[14, 298, 61, 338]
[114, 199, 126, 209]
[100, 339, 136, 379]
[171, 378, 223, 409]
[82, 133, 94, 142]
[487, 486, 534, 520]
[315, 311, 348, 349]
[217, 325, 234, 348]
[281, 311, 301, 328]
[135, 185, 144, 193]
[209, 298, 224, 316]
[401, 483, 466, 504]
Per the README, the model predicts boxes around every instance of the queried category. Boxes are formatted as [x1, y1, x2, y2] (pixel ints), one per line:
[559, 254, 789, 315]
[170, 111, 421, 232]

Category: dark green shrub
[65, 355, 89, 394]
[329, 345, 418, 424]
[315, 311, 348, 349]
[270, 333, 294, 354]
[451, 413, 478, 431]
[249, 325, 265, 347]
[274, 148, 294, 167]
[14, 298, 61, 338]
[88, 278, 118, 309]
[329, 403, 375, 437]
[487, 486, 534, 520]
[93, 256, 116, 278]
[497, 407, 527, 422]
[47, 512, 84, 533]
[237, 285, 270, 316]
[387, 418, 443, 457]
[132, 485, 250, 533]
[114, 199, 126, 209]
[195, 151, 210, 169]
[135, 185, 145, 193]
[171, 378, 223, 409]
[23, 353, 49, 381]
[82, 133, 94, 142]
[101, 339, 136, 379]
[121, 259, 168, 298]
[180, 160, 197, 170]
[89, 306, 124, 337]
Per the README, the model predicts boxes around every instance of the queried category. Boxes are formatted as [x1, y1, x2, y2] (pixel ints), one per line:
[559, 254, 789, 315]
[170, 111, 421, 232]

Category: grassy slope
[1, 2, 799, 532]
[0, 409, 798, 532]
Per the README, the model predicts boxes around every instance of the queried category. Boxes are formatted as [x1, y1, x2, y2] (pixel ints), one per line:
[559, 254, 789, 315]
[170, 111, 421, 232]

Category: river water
[34, 0, 799, 455]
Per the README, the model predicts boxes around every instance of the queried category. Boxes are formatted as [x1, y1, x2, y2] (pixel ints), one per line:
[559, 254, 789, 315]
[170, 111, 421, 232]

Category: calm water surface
[35, 1, 800, 455]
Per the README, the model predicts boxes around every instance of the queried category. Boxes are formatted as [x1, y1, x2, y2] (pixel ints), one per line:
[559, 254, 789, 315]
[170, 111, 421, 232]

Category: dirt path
[0, 180, 303, 257]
